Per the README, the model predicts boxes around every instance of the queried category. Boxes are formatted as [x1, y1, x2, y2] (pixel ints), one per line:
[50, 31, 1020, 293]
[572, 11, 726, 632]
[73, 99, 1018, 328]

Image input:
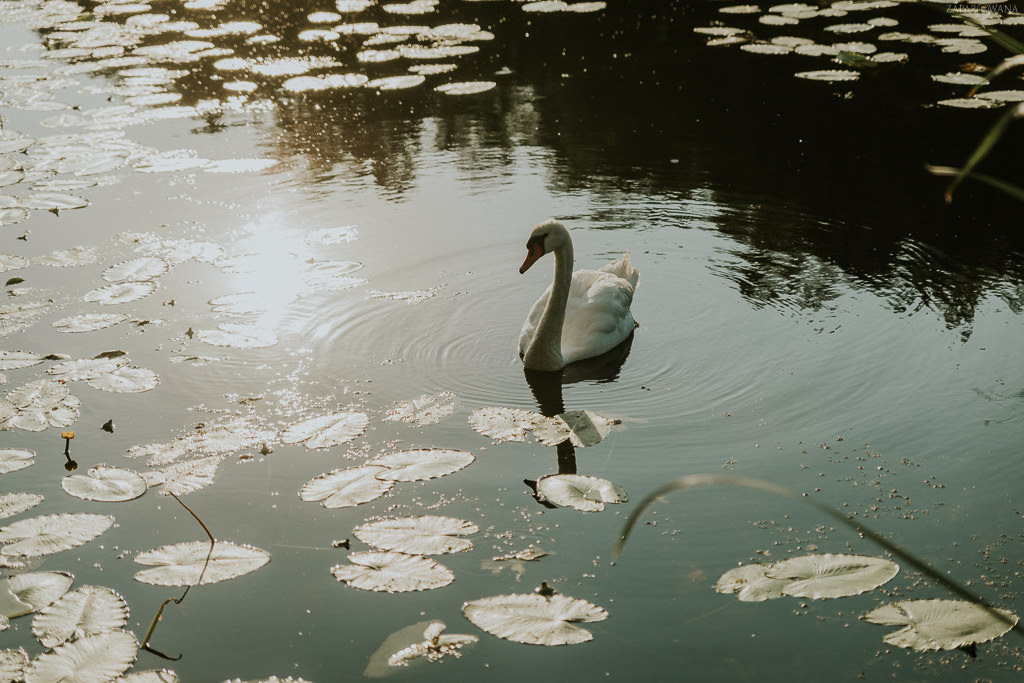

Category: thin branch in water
[614, 473, 1024, 641]
[140, 492, 217, 661]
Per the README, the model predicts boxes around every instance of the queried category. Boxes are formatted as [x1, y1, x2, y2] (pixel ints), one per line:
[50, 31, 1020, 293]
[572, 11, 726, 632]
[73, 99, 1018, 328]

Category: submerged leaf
[0, 513, 114, 557]
[862, 599, 1018, 651]
[300, 465, 393, 508]
[462, 593, 608, 645]
[533, 410, 617, 447]
[369, 449, 475, 481]
[25, 630, 138, 682]
[365, 620, 477, 676]
[133, 541, 270, 586]
[468, 407, 543, 442]
[144, 455, 225, 496]
[281, 410, 369, 448]
[354, 516, 478, 555]
[0, 492, 44, 519]
[83, 281, 157, 305]
[32, 585, 129, 648]
[384, 392, 456, 426]
[535, 474, 628, 512]
[331, 551, 454, 592]
[62, 465, 147, 502]
[52, 313, 130, 333]
[0, 449, 35, 474]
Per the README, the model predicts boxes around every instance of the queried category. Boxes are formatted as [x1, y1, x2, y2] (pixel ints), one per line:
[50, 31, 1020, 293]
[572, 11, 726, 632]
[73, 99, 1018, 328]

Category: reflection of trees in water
[37, 0, 1024, 330]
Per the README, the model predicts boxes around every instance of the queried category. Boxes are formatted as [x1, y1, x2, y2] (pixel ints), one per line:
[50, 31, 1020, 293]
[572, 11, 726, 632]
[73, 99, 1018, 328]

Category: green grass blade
[936, 104, 1024, 202]
[927, 165, 1024, 204]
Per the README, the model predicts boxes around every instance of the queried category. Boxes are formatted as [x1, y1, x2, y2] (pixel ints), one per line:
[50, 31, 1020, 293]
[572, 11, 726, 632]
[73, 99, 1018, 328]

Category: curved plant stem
[140, 492, 216, 661]
[614, 473, 1023, 640]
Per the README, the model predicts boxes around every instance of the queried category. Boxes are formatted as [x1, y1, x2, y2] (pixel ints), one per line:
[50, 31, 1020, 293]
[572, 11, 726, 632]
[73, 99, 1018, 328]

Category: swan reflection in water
[522, 332, 634, 486]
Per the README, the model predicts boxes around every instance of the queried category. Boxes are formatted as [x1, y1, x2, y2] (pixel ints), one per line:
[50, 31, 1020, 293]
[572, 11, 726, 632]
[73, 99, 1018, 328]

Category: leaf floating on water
[770, 553, 899, 599]
[715, 564, 789, 602]
[118, 669, 181, 681]
[281, 410, 369, 449]
[535, 474, 628, 512]
[21, 192, 89, 211]
[468, 407, 543, 442]
[365, 619, 477, 676]
[195, 324, 278, 348]
[0, 513, 114, 557]
[0, 350, 44, 370]
[384, 392, 456, 426]
[25, 630, 138, 682]
[62, 465, 147, 502]
[52, 313, 130, 333]
[0, 572, 74, 619]
[365, 75, 426, 90]
[862, 599, 1019, 651]
[331, 551, 454, 592]
[101, 256, 169, 283]
[716, 553, 899, 601]
[134, 541, 270, 586]
[0, 208, 29, 227]
[354, 516, 478, 555]
[220, 676, 310, 683]
[0, 492, 43, 519]
[0, 648, 29, 681]
[300, 465, 394, 508]
[369, 449, 475, 482]
[794, 69, 861, 82]
[0, 449, 35, 474]
[462, 592, 608, 645]
[32, 246, 101, 267]
[47, 356, 129, 381]
[434, 81, 496, 95]
[533, 410, 617, 447]
[31, 585, 129, 648]
[83, 281, 157, 305]
[144, 455, 225, 496]
[86, 366, 160, 393]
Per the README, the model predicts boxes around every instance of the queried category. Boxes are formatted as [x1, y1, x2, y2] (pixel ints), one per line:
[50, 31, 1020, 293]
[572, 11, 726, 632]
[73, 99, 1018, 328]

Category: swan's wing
[598, 251, 639, 290]
[560, 269, 636, 364]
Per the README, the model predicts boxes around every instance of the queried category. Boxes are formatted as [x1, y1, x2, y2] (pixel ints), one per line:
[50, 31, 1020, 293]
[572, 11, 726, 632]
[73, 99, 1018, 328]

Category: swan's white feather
[519, 251, 638, 365]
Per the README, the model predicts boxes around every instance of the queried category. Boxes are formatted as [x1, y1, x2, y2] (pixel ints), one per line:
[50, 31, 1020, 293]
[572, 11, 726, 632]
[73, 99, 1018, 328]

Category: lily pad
[770, 553, 899, 599]
[532, 410, 617, 447]
[384, 392, 456, 426]
[0, 492, 43, 519]
[86, 366, 160, 393]
[281, 410, 369, 449]
[47, 356, 129, 381]
[143, 455, 224, 496]
[62, 465, 147, 502]
[25, 630, 138, 682]
[300, 465, 393, 508]
[32, 246, 101, 267]
[331, 551, 454, 592]
[195, 324, 279, 348]
[462, 592, 608, 645]
[0, 649, 28, 680]
[101, 256, 169, 283]
[0, 571, 74, 618]
[435, 81, 496, 95]
[535, 474, 628, 512]
[0, 449, 35, 474]
[0, 350, 44, 371]
[715, 563, 789, 602]
[862, 599, 1019, 651]
[133, 540, 270, 586]
[83, 281, 157, 305]
[32, 585, 129, 648]
[0, 513, 114, 557]
[52, 313, 130, 333]
[468, 407, 543, 442]
[369, 449, 475, 481]
[354, 516, 478, 555]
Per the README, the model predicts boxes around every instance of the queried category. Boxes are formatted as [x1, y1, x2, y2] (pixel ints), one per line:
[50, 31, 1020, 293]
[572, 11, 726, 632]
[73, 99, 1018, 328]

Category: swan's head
[519, 220, 570, 274]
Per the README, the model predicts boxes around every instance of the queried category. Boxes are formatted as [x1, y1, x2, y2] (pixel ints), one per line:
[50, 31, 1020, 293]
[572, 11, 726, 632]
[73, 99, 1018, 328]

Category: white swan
[518, 220, 639, 371]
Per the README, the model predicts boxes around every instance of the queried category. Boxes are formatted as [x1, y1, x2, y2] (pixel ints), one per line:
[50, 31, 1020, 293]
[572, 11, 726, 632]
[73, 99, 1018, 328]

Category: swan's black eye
[527, 234, 547, 251]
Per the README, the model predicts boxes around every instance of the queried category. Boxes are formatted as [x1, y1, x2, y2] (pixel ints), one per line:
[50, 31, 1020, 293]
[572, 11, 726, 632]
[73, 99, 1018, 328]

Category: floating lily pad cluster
[695, 1, 1024, 103]
[715, 552, 1019, 651]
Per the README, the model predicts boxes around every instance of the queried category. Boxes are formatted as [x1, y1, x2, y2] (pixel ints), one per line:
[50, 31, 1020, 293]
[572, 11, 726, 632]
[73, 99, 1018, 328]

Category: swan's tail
[601, 250, 639, 289]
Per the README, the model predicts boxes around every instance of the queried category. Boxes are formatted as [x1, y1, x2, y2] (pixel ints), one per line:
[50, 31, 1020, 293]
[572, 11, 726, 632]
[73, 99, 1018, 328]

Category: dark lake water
[1, 0, 1023, 680]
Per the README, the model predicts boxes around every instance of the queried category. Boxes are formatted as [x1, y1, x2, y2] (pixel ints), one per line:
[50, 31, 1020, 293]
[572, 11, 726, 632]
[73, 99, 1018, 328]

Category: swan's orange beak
[519, 243, 543, 274]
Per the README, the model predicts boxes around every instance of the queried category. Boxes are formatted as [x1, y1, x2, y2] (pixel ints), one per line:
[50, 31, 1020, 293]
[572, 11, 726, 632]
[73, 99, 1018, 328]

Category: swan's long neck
[524, 240, 573, 371]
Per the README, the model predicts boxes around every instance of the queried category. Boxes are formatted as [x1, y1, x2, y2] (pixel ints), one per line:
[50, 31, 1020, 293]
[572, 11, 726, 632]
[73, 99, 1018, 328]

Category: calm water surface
[1, 1, 1022, 681]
